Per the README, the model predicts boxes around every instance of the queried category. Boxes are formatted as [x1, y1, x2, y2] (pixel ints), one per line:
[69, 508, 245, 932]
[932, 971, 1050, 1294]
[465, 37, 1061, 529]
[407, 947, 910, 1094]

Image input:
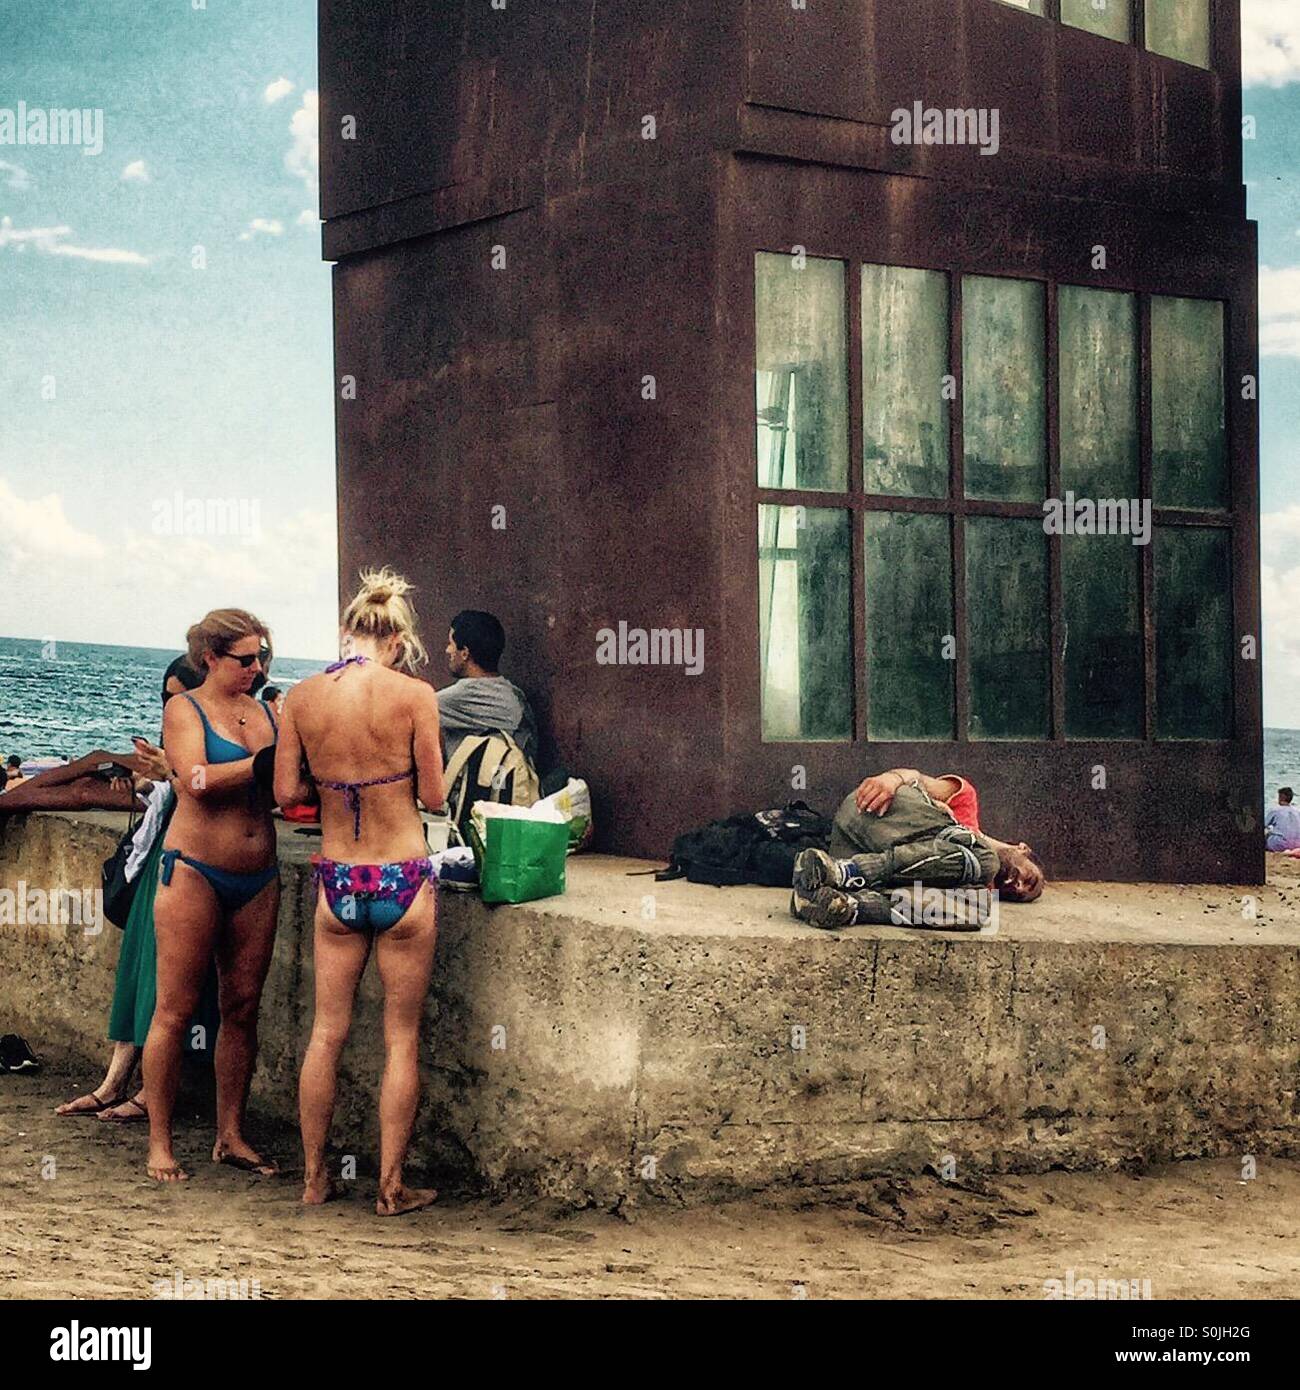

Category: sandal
[55, 1088, 123, 1117]
[98, 1096, 148, 1123]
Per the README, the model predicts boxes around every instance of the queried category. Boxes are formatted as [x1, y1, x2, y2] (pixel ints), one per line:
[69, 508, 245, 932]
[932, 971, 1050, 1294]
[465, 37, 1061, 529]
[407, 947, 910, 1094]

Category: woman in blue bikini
[273, 568, 445, 1216]
[142, 609, 281, 1183]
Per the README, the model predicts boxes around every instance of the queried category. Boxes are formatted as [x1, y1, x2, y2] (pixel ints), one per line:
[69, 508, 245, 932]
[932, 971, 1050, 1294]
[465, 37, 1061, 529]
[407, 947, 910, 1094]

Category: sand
[2, 1068, 1296, 1300]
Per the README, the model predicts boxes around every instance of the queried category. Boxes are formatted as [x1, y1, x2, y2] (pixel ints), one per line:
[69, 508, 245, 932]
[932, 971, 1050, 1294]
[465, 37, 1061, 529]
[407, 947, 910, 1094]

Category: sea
[1, 636, 1298, 808]
[0, 637, 328, 759]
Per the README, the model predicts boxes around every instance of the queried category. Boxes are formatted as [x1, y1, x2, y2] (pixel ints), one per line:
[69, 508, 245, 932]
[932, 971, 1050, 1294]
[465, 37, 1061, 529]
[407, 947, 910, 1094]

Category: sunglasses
[223, 644, 271, 669]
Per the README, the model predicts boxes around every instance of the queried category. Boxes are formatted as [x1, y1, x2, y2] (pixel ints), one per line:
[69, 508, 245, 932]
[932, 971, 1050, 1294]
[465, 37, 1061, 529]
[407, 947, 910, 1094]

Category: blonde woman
[143, 611, 280, 1182]
[274, 568, 445, 1216]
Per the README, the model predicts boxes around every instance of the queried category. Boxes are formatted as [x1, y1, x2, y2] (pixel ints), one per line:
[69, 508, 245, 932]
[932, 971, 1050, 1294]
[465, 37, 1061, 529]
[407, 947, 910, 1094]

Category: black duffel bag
[655, 801, 832, 887]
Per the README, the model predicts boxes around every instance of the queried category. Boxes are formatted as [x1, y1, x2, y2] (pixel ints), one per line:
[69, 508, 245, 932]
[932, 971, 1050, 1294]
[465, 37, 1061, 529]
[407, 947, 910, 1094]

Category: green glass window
[1063, 534, 1143, 738]
[755, 252, 849, 493]
[864, 512, 954, 739]
[1059, 286, 1139, 498]
[1151, 295, 1227, 511]
[758, 505, 852, 740]
[963, 276, 1047, 502]
[1062, 0, 1131, 43]
[1155, 527, 1232, 739]
[995, 0, 1046, 14]
[861, 265, 950, 498]
[1145, 0, 1211, 69]
[966, 518, 1050, 739]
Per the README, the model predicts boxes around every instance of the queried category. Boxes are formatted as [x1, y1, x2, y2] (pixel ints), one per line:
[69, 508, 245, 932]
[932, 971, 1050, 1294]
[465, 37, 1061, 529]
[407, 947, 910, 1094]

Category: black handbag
[100, 799, 144, 929]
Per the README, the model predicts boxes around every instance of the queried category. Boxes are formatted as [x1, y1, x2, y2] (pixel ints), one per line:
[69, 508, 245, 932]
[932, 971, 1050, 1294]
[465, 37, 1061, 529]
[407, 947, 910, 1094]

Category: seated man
[1265, 786, 1300, 853]
[791, 767, 1044, 930]
[438, 609, 537, 763]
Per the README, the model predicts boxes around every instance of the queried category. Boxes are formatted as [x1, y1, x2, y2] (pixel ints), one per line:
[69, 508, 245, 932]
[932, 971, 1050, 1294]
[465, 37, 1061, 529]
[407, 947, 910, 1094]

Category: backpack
[655, 802, 832, 887]
[444, 729, 541, 838]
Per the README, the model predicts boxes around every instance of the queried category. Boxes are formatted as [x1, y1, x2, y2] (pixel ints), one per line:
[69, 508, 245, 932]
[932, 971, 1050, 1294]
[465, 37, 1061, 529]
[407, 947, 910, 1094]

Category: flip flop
[99, 1097, 148, 1123]
[55, 1090, 122, 1116]
[213, 1151, 278, 1176]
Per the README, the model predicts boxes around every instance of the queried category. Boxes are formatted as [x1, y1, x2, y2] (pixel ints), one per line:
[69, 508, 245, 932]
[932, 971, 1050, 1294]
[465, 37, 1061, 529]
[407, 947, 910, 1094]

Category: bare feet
[147, 1144, 189, 1183]
[302, 1171, 338, 1205]
[55, 1085, 124, 1116]
[376, 1185, 437, 1217]
[98, 1094, 148, 1123]
[212, 1138, 278, 1176]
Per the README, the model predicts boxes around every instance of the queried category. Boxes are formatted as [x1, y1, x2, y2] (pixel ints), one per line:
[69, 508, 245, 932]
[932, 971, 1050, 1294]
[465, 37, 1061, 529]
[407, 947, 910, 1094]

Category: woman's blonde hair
[340, 566, 427, 672]
[186, 609, 272, 674]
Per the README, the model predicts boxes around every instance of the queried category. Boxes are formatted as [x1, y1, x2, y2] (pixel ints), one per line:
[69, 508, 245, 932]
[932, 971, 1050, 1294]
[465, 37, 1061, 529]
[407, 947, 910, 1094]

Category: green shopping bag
[470, 814, 569, 904]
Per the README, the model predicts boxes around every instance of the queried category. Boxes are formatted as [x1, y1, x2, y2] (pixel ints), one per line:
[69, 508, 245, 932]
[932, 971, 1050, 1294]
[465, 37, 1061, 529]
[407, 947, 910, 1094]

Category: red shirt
[941, 776, 981, 833]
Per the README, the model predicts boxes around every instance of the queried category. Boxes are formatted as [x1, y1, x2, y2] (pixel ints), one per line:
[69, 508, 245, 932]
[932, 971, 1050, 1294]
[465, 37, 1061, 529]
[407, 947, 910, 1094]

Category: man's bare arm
[853, 768, 962, 816]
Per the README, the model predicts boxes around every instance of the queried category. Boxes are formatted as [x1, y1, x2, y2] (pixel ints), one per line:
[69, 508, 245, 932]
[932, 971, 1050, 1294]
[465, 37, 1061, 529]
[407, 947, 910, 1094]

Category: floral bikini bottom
[310, 854, 437, 934]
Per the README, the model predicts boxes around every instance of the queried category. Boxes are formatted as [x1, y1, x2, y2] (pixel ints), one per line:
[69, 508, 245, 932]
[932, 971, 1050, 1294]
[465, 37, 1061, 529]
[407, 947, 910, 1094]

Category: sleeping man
[790, 767, 1044, 930]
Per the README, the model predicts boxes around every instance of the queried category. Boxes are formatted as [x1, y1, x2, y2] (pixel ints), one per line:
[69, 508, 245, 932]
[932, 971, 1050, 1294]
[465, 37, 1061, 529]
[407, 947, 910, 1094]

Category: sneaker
[793, 847, 846, 893]
[790, 886, 860, 931]
[0, 1034, 40, 1073]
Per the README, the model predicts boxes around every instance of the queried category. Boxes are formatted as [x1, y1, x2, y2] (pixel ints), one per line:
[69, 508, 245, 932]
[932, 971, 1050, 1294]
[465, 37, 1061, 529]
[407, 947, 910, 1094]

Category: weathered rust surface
[322, 0, 1261, 881]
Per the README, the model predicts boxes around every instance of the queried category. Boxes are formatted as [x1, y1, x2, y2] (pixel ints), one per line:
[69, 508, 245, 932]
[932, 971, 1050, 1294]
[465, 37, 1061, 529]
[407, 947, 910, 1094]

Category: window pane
[1145, 0, 1211, 68]
[963, 276, 1047, 502]
[994, 0, 1046, 13]
[864, 512, 954, 739]
[1059, 286, 1139, 498]
[1063, 534, 1143, 738]
[755, 252, 849, 492]
[758, 505, 852, 740]
[966, 518, 1050, 739]
[1062, 0, 1131, 43]
[1155, 526, 1232, 739]
[1151, 295, 1227, 510]
[861, 265, 950, 498]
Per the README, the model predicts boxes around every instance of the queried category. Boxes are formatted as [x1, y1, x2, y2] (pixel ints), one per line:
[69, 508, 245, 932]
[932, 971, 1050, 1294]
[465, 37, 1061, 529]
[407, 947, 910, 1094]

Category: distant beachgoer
[1265, 787, 1300, 853]
[275, 567, 445, 1216]
[55, 655, 219, 1123]
[790, 767, 1044, 929]
[142, 611, 280, 1183]
[5, 755, 22, 786]
[438, 610, 537, 765]
[0, 747, 144, 813]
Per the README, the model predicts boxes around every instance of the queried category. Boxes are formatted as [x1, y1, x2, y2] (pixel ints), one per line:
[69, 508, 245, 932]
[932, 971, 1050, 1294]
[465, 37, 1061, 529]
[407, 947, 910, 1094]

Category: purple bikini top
[316, 653, 413, 838]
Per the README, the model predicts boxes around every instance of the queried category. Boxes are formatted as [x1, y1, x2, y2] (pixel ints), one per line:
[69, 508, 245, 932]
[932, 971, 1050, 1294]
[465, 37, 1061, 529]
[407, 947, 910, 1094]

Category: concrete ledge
[2, 810, 1298, 1207]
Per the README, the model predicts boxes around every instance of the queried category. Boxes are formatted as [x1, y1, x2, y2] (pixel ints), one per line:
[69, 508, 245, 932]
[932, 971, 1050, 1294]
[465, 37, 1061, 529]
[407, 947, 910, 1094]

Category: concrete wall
[3, 813, 1298, 1206]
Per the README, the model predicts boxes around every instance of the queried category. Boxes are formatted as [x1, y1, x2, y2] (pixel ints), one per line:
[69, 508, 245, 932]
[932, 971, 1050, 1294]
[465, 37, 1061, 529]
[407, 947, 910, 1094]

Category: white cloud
[1242, 0, 1300, 87]
[0, 477, 107, 563]
[0, 215, 149, 265]
[264, 77, 295, 105]
[1258, 265, 1300, 356]
[0, 159, 30, 191]
[121, 160, 150, 184]
[285, 89, 318, 196]
[297, 208, 317, 226]
[237, 217, 285, 241]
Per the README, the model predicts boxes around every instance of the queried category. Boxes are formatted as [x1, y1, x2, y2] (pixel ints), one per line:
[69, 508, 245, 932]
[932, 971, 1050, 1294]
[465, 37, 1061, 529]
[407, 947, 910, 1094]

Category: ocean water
[2, 636, 1298, 808]
[0, 637, 327, 759]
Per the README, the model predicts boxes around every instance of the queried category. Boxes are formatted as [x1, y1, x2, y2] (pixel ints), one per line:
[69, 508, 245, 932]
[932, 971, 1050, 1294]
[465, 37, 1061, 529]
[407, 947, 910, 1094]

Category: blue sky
[0, 1, 1298, 720]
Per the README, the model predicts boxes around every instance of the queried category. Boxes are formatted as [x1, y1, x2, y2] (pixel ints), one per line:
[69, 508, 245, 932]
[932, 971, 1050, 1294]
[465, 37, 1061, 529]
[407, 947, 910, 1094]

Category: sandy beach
[3, 1066, 1298, 1300]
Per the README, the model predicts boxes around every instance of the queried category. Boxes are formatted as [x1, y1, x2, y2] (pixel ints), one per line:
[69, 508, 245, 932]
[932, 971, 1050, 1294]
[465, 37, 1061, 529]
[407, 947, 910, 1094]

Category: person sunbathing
[0, 749, 146, 814]
[274, 567, 445, 1216]
[791, 767, 1044, 930]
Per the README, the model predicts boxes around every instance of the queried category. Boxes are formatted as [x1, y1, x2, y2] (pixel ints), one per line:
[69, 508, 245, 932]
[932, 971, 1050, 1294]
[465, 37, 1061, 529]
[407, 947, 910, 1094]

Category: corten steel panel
[962, 0, 1058, 155]
[1057, 24, 1141, 167]
[333, 158, 728, 855]
[1148, 53, 1221, 179]
[745, 0, 870, 121]
[320, 0, 743, 225]
[716, 156, 1261, 883]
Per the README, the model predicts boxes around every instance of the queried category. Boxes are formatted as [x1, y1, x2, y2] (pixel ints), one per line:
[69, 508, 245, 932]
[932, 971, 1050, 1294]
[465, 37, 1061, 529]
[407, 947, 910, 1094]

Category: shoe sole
[790, 888, 857, 931]
[793, 847, 839, 895]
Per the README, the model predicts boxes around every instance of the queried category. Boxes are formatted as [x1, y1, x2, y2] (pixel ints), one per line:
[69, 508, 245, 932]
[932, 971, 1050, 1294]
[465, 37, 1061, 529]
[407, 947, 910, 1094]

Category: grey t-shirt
[438, 676, 537, 765]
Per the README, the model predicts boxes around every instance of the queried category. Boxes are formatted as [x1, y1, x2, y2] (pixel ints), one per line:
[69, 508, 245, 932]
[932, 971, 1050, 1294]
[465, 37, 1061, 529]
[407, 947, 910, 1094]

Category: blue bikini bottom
[159, 847, 279, 913]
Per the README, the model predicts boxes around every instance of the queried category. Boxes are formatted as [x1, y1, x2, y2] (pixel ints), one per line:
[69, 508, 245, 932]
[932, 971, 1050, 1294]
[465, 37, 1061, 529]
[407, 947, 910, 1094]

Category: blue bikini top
[181, 692, 276, 763]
